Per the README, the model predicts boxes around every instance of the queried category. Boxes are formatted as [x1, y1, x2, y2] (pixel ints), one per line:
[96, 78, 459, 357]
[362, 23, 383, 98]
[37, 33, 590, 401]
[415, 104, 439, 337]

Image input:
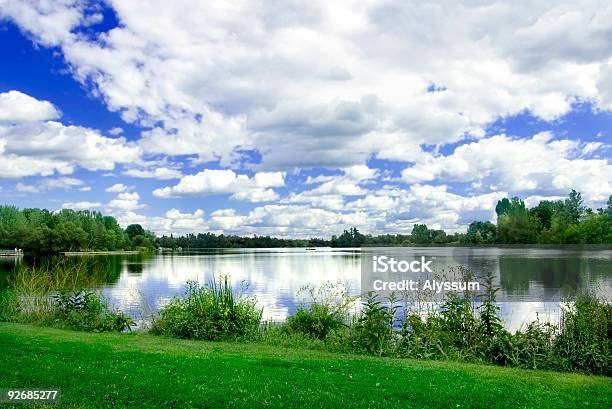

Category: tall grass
[0, 260, 133, 332]
[261, 272, 610, 375]
[285, 281, 356, 340]
[150, 276, 262, 340]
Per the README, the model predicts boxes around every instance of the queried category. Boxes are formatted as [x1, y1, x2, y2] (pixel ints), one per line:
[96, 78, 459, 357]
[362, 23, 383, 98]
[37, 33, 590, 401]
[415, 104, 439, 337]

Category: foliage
[351, 292, 399, 355]
[330, 227, 366, 247]
[0, 206, 128, 252]
[493, 191, 611, 244]
[465, 221, 496, 244]
[497, 207, 540, 243]
[495, 197, 526, 217]
[285, 282, 354, 339]
[125, 223, 146, 240]
[1, 190, 610, 254]
[0, 263, 133, 332]
[267, 269, 610, 375]
[554, 292, 611, 375]
[50, 290, 134, 332]
[150, 276, 262, 340]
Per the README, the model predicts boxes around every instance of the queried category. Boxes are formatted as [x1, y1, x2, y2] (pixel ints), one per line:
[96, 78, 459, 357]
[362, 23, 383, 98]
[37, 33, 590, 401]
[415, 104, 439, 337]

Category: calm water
[1, 247, 610, 331]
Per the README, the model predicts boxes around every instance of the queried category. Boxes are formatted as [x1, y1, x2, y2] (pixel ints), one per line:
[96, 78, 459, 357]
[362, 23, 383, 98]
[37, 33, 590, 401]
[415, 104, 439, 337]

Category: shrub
[476, 271, 511, 365]
[505, 320, 556, 369]
[554, 293, 611, 375]
[51, 290, 134, 332]
[285, 282, 354, 340]
[351, 292, 399, 356]
[150, 276, 262, 341]
[396, 312, 447, 360]
[0, 263, 133, 333]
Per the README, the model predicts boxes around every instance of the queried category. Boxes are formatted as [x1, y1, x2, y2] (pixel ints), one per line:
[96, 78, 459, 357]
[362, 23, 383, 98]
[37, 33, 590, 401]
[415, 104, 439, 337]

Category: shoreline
[60, 251, 141, 256]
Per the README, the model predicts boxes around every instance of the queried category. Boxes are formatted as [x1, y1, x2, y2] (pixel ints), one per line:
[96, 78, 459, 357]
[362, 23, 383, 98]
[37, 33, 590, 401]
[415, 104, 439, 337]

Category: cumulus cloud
[2, 2, 611, 236]
[112, 208, 208, 235]
[207, 204, 370, 237]
[61, 201, 102, 210]
[15, 177, 83, 193]
[4, 1, 612, 170]
[283, 165, 378, 209]
[164, 208, 206, 230]
[0, 90, 59, 122]
[107, 192, 144, 211]
[0, 91, 142, 179]
[401, 133, 612, 204]
[108, 127, 123, 136]
[123, 167, 183, 180]
[153, 169, 285, 202]
[105, 183, 128, 193]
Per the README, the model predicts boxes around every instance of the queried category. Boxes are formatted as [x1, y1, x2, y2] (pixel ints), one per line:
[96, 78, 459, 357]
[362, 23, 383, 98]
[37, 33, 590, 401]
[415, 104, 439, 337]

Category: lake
[1, 247, 610, 331]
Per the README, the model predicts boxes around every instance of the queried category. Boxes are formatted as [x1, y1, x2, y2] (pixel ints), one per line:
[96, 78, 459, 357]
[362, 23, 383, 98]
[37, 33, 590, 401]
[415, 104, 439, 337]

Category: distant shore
[60, 251, 141, 256]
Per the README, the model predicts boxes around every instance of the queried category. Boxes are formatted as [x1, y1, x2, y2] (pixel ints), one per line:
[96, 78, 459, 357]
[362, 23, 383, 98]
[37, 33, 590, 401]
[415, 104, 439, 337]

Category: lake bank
[0, 322, 610, 408]
[61, 251, 142, 256]
[2, 247, 610, 332]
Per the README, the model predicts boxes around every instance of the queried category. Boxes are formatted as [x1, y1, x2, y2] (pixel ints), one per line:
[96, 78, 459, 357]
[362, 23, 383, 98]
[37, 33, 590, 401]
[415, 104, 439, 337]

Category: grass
[0, 323, 610, 409]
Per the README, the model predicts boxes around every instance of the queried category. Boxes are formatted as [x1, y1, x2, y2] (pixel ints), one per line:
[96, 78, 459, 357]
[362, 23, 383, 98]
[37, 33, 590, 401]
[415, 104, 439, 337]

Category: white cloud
[109, 127, 124, 136]
[208, 204, 370, 238]
[0, 91, 142, 179]
[163, 208, 206, 230]
[166, 208, 204, 219]
[0, 90, 59, 122]
[4, 1, 612, 170]
[15, 177, 83, 193]
[105, 183, 128, 193]
[107, 192, 144, 211]
[283, 165, 378, 209]
[153, 169, 285, 202]
[111, 207, 208, 235]
[401, 133, 612, 205]
[15, 183, 39, 193]
[61, 201, 102, 210]
[123, 167, 183, 180]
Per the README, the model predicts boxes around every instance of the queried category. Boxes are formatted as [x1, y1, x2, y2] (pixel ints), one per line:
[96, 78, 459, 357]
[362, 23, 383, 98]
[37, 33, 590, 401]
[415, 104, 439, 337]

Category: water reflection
[1, 247, 610, 332]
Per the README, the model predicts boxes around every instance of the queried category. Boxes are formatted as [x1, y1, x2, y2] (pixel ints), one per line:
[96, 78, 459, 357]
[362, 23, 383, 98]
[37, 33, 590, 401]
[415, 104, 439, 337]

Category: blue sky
[0, 1, 610, 238]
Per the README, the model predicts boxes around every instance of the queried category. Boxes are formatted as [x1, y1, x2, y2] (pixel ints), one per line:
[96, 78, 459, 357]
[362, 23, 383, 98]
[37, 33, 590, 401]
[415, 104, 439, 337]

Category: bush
[150, 276, 262, 341]
[351, 292, 398, 356]
[505, 320, 556, 369]
[0, 263, 133, 333]
[554, 293, 611, 375]
[0, 288, 133, 332]
[51, 290, 134, 332]
[285, 282, 354, 340]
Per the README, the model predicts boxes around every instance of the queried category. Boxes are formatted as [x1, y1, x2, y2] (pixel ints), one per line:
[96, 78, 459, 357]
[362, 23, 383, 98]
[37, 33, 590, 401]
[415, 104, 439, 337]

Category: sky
[0, 0, 610, 238]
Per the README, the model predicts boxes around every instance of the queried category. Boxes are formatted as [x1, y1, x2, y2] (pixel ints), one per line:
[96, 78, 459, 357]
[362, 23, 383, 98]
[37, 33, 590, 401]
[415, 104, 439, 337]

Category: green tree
[564, 189, 586, 224]
[530, 201, 555, 230]
[411, 224, 431, 244]
[465, 221, 496, 244]
[497, 210, 539, 244]
[125, 224, 146, 240]
[495, 197, 525, 218]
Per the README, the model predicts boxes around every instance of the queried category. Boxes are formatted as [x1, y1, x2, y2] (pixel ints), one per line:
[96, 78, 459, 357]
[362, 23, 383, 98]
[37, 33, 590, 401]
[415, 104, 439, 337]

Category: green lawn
[0, 323, 610, 408]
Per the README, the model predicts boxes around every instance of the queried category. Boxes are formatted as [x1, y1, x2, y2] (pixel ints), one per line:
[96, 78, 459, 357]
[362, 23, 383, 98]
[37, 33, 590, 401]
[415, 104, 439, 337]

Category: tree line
[1, 190, 610, 253]
[323, 191, 611, 246]
[0, 206, 155, 252]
